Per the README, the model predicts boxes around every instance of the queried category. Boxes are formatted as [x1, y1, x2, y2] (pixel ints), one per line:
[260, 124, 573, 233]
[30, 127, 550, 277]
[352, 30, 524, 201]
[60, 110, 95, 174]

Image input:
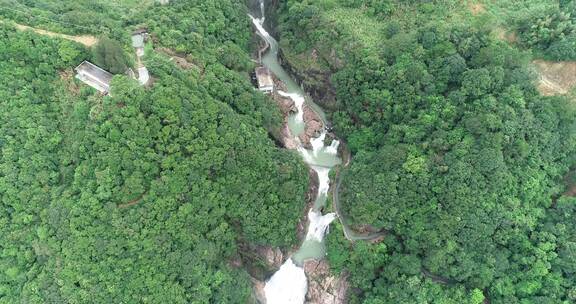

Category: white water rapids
[250, 4, 342, 303]
[278, 91, 304, 123]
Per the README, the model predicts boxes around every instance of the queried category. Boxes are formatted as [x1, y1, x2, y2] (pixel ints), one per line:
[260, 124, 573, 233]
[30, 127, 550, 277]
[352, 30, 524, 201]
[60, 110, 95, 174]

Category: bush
[546, 34, 576, 60]
[92, 37, 130, 74]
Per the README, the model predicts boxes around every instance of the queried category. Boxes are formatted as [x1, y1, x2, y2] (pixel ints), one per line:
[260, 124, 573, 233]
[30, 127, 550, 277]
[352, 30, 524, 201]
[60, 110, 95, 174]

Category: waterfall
[250, 1, 341, 302]
[306, 210, 337, 241]
[249, 14, 270, 42]
[278, 91, 304, 123]
[260, 0, 266, 22]
[313, 166, 330, 198]
[326, 139, 340, 155]
[263, 259, 307, 304]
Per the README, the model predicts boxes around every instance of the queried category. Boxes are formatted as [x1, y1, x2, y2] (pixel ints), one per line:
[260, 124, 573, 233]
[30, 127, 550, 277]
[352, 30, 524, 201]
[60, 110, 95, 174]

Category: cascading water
[278, 91, 305, 123]
[250, 2, 342, 303]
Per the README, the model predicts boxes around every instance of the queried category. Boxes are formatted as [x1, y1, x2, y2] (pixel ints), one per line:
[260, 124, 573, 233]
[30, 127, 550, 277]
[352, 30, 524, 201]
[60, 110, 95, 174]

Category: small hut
[132, 29, 148, 57]
[255, 67, 274, 93]
[74, 61, 113, 93]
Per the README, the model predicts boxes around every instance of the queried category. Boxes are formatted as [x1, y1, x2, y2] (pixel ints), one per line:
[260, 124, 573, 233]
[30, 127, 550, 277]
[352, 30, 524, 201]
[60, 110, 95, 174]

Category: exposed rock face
[304, 260, 348, 304]
[278, 48, 338, 111]
[299, 104, 324, 149]
[255, 246, 284, 270]
[296, 169, 320, 241]
[275, 91, 297, 115]
[272, 90, 298, 150]
[272, 89, 324, 149]
[251, 277, 267, 304]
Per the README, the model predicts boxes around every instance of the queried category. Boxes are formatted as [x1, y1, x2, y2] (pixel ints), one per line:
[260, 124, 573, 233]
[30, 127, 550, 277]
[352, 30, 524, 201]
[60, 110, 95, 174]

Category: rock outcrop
[245, 246, 283, 304]
[272, 90, 299, 150]
[299, 104, 324, 149]
[278, 48, 339, 111]
[255, 246, 284, 270]
[251, 277, 267, 304]
[304, 260, 348, 304]
[296, 168, 320, 241]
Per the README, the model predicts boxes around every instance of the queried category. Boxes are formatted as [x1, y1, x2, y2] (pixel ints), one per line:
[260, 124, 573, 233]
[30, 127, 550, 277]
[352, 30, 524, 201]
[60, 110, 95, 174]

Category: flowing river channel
[250, 2, 342, 303]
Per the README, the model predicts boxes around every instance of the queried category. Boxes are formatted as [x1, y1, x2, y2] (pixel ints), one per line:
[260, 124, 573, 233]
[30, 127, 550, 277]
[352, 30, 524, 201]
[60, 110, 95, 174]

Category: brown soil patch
[565, 185, 576, 197]
[468, 2, 486, 16]
[494, 27, 518, 44]
[534, 60, 576, 96]
[6, 21, 98, 47]
[564, 171, 576, 197]
[157, 47, 199, 70]
[59, 69, 81, 95]
[118, 192, 146, 208]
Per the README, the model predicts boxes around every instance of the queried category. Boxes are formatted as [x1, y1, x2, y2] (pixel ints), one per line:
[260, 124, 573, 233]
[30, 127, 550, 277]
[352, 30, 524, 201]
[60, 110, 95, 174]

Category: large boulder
[251, 277, 267, 304]
[304, 260, 348, 304]
[255, 246, 284, 269]
[299, 104, 324, 148]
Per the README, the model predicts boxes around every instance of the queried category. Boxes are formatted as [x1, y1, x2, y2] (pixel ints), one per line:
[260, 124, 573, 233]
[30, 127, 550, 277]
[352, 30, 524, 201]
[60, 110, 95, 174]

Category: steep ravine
[277, 48, 339, 112]
[247, 1, 350, 303]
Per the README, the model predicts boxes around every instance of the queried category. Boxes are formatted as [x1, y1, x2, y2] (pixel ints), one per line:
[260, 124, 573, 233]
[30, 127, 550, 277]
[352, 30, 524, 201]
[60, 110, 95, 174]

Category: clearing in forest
[2, 20, 98, 47]
[533, 60, 576, 96]
[323, 8, 383, 50]
[494, 27, 517, 44]
[467, 2, 485, 16]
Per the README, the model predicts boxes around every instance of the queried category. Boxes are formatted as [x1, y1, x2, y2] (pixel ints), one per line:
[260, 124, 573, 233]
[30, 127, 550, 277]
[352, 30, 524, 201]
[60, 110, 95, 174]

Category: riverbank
[261, 12, 387, 242]
[269, 89, 349, 304]
[255, 73, 348, 304]
[277, 47, 339, 111]
[248, 5, 350, 302]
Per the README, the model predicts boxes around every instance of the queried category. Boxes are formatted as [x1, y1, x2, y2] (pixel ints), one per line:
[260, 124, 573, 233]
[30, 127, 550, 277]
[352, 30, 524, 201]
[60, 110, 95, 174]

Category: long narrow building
[74, 61, 113, 94]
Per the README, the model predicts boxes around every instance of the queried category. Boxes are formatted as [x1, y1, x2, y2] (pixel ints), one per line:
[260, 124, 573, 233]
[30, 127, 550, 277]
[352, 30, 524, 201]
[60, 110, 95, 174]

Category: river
[249, 1, 342, 303]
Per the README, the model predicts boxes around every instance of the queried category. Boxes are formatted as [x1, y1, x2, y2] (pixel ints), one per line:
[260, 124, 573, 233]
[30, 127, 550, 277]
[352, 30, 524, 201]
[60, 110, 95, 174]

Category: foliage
[0, 0, 308, 302]
[516, 6, 576, 60]
[279, 0, 576, 303]
[92, 37, 131, 74]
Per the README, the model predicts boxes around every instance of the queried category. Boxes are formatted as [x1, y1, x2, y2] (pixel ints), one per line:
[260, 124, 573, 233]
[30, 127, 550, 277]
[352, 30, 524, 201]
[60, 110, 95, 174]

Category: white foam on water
[264, 259, 307, 304]
[278, 90, 305, 123]
[260, 1, 265, 22]
[249, 14, 270, 41]
[251, 3, 338, 303]
[310, 130, 326, 155]
[306, 210, 337, 242]
[297, 146, 314, 165]
[326, 139, 340, 155]
[138, 67, 150, 85]
[313, 166, 330, 197]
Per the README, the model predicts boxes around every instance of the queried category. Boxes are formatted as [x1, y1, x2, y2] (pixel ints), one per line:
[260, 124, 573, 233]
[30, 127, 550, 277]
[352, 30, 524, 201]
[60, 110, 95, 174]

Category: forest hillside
[275, 0, 576, 303]
[0, 1, 309, 302]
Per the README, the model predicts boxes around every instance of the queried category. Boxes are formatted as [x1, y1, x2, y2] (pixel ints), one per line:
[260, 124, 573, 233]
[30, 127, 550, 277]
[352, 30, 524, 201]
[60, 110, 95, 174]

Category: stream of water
[250, 2, 342, 303]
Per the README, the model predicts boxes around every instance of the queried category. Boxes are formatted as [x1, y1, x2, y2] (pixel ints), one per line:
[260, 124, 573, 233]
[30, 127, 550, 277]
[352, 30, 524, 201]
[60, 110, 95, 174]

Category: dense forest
[276, 0, 576, 303]
[0, 1, 309, 302]
[2, 0, 576, 303]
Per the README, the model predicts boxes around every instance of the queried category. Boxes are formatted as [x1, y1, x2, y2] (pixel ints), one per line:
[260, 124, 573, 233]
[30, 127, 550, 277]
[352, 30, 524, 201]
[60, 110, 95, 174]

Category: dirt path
[118, 192, 146, 208]
[1, 20, 98, 47]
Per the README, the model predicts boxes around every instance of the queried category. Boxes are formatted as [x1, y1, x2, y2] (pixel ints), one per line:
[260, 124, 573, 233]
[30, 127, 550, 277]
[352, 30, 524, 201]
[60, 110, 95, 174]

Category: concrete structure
[132, 30, 147, 57]
[138, 67, 150, 85]
[74, 61, 113, 93]
[131, 29, 150, 86]
[255, 66, 274, 93]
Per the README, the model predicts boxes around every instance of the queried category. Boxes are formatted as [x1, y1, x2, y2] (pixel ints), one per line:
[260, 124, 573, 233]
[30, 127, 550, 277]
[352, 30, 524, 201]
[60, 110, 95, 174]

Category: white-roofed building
[74, 61, 113, 94]
[255, 67, 274, 93]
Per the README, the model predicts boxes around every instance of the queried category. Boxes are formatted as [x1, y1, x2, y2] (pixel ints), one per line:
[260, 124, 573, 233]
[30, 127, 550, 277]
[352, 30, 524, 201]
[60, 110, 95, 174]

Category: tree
[92, 37, 130, 74]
